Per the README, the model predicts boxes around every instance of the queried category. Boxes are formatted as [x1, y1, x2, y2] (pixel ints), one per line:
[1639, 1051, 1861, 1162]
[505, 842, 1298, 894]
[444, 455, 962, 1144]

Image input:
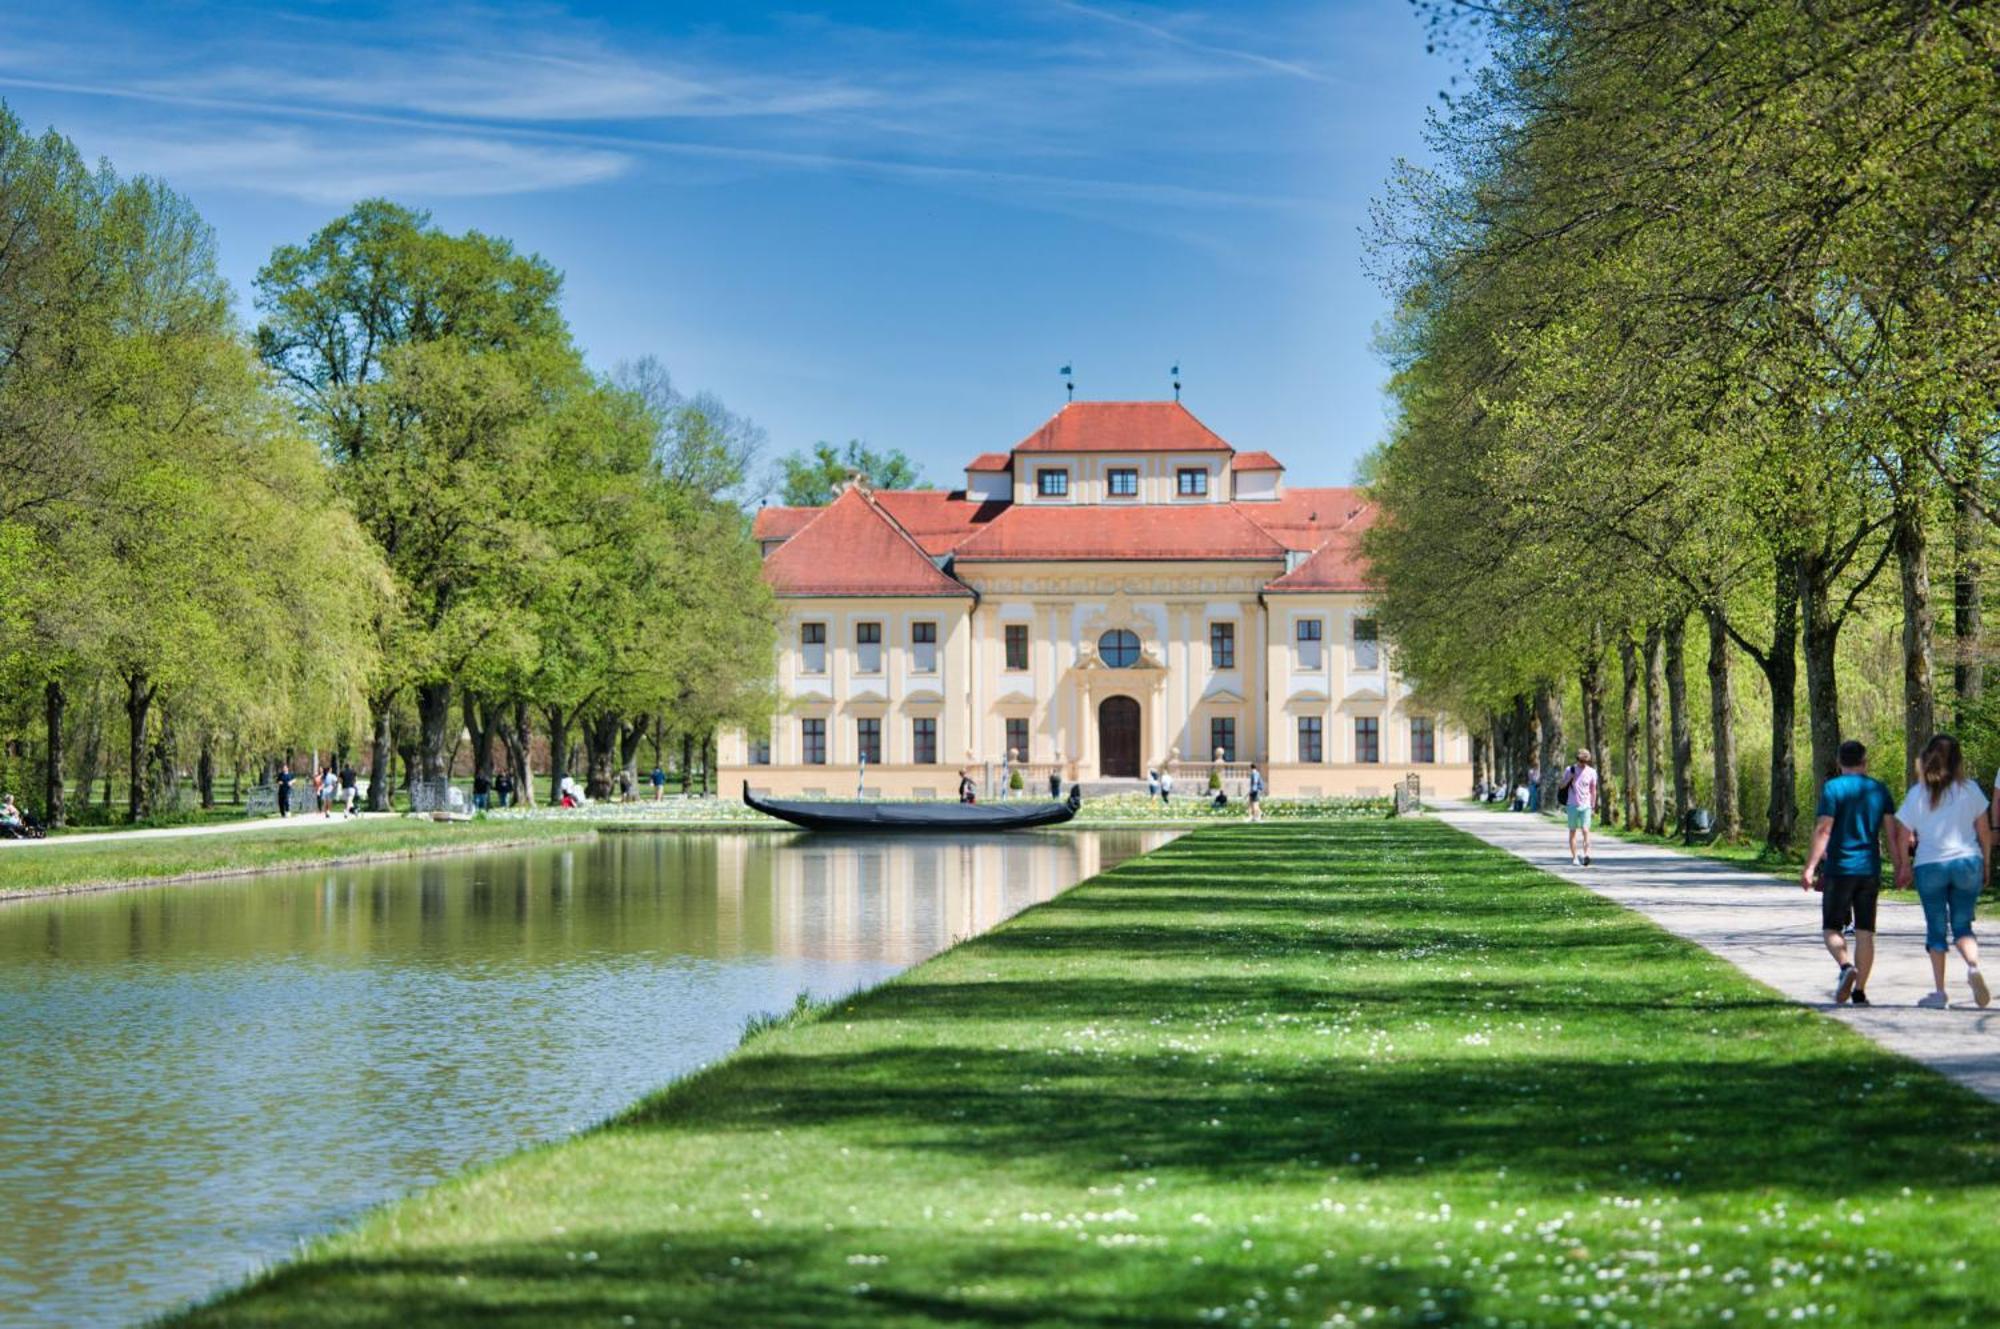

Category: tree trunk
[1664, 614, 1693, 824]
[1620, 634, 1641, 829]
[583, 712, 620, 800]
[415, 681, 454, 783]
[1582, 633, 1609, 822]
[463, 690, 495, 787]
[1766, 553, 1801, 854]
[1533, 681, 1563, 812]
[124, 670, 154, 823]
[148, 705, 177, 814]
[543, 704, 570, 805]
[683, 731, 695, 797]
[74, 689, 101, 813]
[703, 735, 715, 796]
[1471, 735, 1486, 796]
[1954, 442, 1984, 720]
[1704, 605, 1741, 840]
[620, 715, 649, 793]
[496, 698, 536, 808]
[197, 730, 215, 809]
[1796, 548, 1845, 805]
[43, 678, 65, 829]
[1897, 499, 1936, 784]
[1643, 625, 1666, 834]
[367, 692, 395, 812]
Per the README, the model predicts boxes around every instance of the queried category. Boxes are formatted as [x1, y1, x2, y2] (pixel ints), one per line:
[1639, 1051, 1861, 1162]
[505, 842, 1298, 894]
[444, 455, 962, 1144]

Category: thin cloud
[1053, 1, 1335, 84]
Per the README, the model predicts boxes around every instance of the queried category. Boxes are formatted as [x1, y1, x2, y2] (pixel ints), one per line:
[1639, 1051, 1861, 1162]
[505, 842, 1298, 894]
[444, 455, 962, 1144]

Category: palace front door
[1098, 696, 1140, 779]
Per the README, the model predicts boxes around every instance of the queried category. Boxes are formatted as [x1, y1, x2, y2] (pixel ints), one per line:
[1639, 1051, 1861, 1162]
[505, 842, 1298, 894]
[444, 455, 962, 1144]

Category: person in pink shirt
[1562, 749, 1601, 867]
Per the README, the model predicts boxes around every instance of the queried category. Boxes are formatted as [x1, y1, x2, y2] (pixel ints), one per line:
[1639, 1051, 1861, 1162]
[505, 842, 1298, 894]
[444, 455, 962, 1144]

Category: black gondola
[743, 782, 1081, 833]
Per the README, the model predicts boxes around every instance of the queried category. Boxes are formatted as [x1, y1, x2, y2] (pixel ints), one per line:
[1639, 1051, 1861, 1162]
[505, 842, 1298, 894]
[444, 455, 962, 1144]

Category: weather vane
[1060, 363, 1074, 402]
[1171, 362, 1182, 402]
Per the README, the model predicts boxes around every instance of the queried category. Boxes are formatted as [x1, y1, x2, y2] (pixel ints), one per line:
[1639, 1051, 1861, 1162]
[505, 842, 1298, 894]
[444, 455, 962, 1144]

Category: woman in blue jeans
[1891, 733, 1991, 1009]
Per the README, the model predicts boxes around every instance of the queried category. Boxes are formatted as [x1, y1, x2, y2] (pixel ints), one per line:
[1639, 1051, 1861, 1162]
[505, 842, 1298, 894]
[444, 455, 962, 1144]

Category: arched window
[1098, 629, 1141, 668]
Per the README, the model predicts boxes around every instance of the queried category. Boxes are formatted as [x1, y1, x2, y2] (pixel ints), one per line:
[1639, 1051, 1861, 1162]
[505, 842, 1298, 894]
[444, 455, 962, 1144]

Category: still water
[0, 828, 1174, 1327]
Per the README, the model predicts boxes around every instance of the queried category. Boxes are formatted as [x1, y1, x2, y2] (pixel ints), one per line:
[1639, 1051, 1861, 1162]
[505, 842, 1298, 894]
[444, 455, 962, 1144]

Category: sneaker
[1850, 989, 1871, 1007]
[1570, 854, 1580, 867]
[1834, 964, 1858, 1004]
[1583, 855, 1591, 867]
[1917, 990, 1951, 1010]
[1971, 970, 1991, 1009]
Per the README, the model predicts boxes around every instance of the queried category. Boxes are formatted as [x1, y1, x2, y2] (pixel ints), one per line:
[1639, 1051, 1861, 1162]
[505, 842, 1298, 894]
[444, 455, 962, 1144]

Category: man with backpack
[1559, 749, 1600, 867]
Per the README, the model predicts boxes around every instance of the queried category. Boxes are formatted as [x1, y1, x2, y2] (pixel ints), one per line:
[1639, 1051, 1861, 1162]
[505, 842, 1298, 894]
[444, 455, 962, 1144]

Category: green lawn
[171, 819, 2000, 1327]
[0, 818, 595, 898]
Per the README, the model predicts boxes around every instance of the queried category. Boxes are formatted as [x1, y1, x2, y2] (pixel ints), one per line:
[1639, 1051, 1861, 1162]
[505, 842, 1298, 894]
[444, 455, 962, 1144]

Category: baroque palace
[719, 401, 1470, 799]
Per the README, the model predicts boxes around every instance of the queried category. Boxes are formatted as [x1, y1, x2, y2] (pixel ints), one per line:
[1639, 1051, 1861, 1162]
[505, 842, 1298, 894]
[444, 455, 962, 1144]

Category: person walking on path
[1048, 757, 1063, 800]
[495, 770, 514, 808]
[276, 762, 294, 818]
[339, 763, 358, 817]
[1247, 765, 1265, 823]
[1561, 749, 1599, 867]
[1891, 733, 1991, 1009]
[1159, 767, 1174, 807]
[318, 766, 339, 819]
[1147, 769, 1160, 802]
[472, 771, 491, 812]
[1800, 739, 1891, 1005]
[651, 762, 667, 800]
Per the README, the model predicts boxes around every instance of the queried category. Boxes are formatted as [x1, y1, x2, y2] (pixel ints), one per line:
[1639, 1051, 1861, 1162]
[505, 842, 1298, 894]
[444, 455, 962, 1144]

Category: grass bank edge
[0, 819, 600, 900]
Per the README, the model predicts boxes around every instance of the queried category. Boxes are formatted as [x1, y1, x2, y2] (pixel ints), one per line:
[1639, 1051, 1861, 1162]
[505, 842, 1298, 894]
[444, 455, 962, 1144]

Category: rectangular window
[912, 717, 937, 766]
[1298, 716, 1323, 764]
[1177, 467, 1209, 497]
[1005, 718, 1029, 762]
[1209, 621, 1236, 670]
[856, 718, 882, 765]
[1354, 617, 1381, 671]
[1410, 716, 1436, 764]
[912, 620, 938, 674]
[1296, 618, 1323, 671]
[1036, 468, 1069, 497]
[801, 718, 826, 765]
[750, 729, 771, 766]
[1107, 467, 1139, 497]
[1355, 716, 1380, 764]
[1210, 717, 1237, 763]
[801, 622, 827, 675]
[1004, 623, 1029, 671]
[855, 621, 882, 674]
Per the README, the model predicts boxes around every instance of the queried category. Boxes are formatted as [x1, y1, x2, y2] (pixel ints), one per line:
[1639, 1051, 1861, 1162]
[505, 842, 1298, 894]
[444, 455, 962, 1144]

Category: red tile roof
[1230, 450, 1283, 471]
[1263, 532, 1372, 592]
[1012, 401, 1233, 454]
[1237, 487, 1372, 552]
[752, 506, 819, 542]
[760, 487, 973, 597]
[951, 503, 1286, 562]
[966, 452, 1011, 472]
[873, 490, 1005, 555]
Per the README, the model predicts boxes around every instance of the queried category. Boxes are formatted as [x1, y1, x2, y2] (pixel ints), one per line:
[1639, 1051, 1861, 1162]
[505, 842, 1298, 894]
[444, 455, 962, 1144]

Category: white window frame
[855, 621, 883, 675]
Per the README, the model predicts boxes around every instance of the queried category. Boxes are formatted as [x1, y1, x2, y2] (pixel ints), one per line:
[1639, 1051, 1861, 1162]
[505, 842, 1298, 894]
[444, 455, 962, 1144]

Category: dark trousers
[277, 787, 290, 817]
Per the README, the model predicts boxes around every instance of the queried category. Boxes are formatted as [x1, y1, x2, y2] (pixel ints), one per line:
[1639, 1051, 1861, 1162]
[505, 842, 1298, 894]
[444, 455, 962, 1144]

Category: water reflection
[0, 828, 1175, 1328]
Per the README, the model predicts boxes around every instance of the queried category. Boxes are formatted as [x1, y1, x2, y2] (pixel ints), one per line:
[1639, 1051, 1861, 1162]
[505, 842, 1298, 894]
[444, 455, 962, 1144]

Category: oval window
[1098, 629, 1141, 668]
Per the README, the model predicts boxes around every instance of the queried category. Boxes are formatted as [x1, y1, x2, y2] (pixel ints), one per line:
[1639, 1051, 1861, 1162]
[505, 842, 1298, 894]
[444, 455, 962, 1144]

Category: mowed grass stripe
[170, 818, 2000, 1327]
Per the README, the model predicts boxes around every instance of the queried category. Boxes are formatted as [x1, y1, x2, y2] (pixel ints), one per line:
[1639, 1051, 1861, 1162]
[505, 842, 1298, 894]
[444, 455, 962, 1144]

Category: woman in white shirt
[1890, 734, 1991, 1009]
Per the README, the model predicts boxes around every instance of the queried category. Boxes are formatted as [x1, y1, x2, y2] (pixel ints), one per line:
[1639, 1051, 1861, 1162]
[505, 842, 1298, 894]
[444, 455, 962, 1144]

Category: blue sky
[0, 2, 1447, 489]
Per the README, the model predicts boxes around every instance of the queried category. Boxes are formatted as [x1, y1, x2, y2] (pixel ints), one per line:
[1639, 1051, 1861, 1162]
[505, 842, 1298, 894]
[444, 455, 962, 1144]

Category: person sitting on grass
[1800, 738, 1891, 1006]
[1892, 732, 1991, 1009]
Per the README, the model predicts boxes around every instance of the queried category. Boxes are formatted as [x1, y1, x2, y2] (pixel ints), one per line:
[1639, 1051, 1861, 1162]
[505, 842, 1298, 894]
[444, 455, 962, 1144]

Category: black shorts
[1822, 873, 1881, 933]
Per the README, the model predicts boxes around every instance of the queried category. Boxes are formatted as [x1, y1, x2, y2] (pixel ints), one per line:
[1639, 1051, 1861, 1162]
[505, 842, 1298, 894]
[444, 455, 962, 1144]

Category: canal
[0, 828, 1175, 1327]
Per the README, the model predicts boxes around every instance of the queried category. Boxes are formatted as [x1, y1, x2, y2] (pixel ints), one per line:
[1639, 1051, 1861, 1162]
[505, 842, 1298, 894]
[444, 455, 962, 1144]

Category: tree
[775, 440, 926, 505]
[255, 200, 586, 798]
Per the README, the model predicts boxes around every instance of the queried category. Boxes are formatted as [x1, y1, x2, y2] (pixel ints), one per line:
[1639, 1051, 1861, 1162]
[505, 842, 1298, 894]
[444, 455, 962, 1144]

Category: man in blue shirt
[1800, 739, 1893, 1005]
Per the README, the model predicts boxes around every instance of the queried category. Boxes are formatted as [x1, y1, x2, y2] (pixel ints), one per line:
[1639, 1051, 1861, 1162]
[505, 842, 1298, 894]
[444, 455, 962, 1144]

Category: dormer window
[1177, 467, 1209, 497]
[1037, 468, 1069, 498]
[1107, 467, 1139, 498]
